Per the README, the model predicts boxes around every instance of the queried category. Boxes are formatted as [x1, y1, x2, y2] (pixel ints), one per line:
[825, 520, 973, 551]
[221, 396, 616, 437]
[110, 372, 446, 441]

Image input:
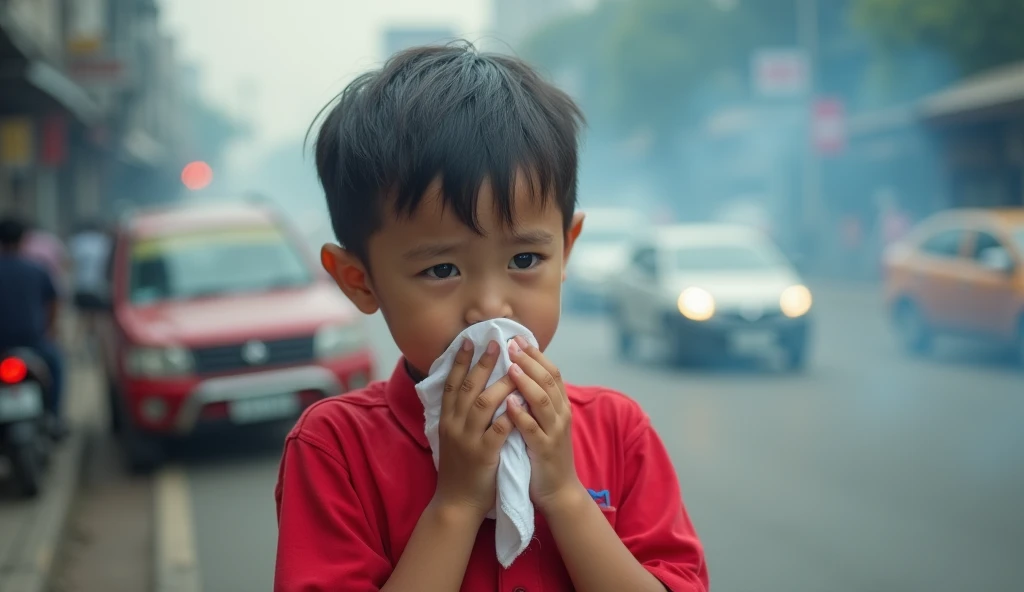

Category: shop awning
[920, 62, 1024, 124]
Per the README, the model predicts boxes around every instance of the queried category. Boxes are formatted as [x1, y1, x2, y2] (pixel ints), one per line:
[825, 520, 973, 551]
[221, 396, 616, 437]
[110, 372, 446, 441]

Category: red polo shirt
[275, 361, 708, 591]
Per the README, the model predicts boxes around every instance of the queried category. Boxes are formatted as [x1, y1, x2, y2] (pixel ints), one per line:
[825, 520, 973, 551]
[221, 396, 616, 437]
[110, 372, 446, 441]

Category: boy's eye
[509, 253, 543, 270]
[423, 263, 460, 279]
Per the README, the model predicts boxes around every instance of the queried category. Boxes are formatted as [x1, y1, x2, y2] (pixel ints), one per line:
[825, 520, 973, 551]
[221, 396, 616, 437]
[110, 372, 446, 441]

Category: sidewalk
[0, 355, 102, 592]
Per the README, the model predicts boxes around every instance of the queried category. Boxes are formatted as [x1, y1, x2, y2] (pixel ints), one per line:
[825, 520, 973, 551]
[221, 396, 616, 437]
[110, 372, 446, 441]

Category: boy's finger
[481, 412, 514, 452]
[510, 339, 565, 413]
[465, 373, 516, 435]
[454, 340, 500, 418]
[506, 396, 544, 450]
[524, 346, 573, 405]
[442, 339, 473, 419]
[517, 337, 568, 407]
[507, 364, 558, 433]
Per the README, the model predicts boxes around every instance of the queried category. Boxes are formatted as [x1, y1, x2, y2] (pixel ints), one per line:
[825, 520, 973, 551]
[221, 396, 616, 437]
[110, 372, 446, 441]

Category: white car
[565, 207, 649, 310]
[609, 224, 813, 370]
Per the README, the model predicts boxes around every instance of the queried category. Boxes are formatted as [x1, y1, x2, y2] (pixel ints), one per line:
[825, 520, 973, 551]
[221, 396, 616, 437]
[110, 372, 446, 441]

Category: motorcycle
[0, 348, 53, 497]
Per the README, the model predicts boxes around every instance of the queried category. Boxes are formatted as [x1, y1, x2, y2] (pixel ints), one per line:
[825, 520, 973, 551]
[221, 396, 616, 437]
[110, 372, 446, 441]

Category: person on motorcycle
[0, 216, 67, 440]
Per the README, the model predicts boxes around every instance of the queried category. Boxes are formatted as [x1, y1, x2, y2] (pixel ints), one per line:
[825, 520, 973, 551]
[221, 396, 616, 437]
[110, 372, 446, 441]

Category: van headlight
[126, 346, 194, 378]
[780, 284, 813, 318]
[677, 287, 716, 321]
[314, 322, 366, 360]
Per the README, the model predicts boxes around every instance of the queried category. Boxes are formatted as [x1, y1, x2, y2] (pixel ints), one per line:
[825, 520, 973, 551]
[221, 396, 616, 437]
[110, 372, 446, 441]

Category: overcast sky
[160, 0, 491, 172]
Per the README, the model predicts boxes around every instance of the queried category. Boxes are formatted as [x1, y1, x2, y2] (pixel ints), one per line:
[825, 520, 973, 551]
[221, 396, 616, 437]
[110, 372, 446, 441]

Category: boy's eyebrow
[402, 230, 554, 261]
[403, 241, 462, 261]
[507, 229, 555, 246]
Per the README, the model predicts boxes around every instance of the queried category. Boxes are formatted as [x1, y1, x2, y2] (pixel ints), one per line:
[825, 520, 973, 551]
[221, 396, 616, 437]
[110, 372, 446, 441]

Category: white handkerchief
[415, 318, 537, 568]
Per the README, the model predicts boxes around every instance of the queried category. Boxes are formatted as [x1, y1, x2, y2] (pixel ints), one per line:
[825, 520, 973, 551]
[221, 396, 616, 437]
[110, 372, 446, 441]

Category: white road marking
[155, 465, 202, 592]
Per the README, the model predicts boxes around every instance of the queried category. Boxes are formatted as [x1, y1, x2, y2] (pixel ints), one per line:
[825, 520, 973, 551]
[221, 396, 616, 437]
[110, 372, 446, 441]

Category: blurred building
[381, 26, 458, 60]
[0, 0, 102, 231]
[0, 0, 191, 234]
[920, 63, 1024, 209]
[843, 63, 1024, 213]
[70, 0, 192, 213]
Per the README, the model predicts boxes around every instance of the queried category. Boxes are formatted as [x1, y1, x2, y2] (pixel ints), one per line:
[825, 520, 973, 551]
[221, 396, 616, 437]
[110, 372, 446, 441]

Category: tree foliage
[522, 0, 798, 140]
[854, 0, 1024, 75]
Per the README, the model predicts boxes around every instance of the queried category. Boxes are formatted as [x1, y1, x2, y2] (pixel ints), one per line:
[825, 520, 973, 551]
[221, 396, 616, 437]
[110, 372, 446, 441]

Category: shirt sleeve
[616, 410, 709, 592]
[274, 431, 392, 591]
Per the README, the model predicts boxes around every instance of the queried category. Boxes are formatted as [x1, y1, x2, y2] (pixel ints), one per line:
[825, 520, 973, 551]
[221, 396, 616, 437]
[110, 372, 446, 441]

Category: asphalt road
[55, 283, 1024, 592]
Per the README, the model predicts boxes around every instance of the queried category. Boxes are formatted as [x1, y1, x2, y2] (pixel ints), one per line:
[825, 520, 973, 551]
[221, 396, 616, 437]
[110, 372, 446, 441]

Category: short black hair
[0, 216, 27, 249]
[312, 41, 585, 264]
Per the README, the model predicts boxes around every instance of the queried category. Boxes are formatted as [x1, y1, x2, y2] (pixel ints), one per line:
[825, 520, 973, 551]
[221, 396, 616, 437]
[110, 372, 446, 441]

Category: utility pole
[797, 0, 820, 260]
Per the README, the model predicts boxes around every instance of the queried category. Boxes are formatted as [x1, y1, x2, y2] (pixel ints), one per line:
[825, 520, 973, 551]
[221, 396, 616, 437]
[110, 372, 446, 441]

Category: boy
[275, 43, 708, 591]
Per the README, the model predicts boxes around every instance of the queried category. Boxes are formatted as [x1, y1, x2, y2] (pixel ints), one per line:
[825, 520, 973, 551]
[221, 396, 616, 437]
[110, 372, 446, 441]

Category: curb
[0, 428, 93, 592]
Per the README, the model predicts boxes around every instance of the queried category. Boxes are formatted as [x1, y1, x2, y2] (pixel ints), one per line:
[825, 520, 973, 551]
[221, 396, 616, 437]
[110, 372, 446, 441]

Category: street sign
[752, 49, 809, 98]
[0, 117, 34, 169]
[812, 98, 845, 155]
[40, 114, 68, 167]
[68, 59, 128, 90]
[66, 0, 106, 56]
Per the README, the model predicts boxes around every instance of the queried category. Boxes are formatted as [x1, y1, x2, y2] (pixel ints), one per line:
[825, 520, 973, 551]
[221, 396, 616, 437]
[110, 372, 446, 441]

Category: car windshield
[674, 244, 785, 271]
[128, 226, 313, 305]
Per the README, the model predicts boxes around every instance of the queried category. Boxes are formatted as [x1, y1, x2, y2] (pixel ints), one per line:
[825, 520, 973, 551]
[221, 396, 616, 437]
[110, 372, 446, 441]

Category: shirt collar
[384, 358, 430, 449]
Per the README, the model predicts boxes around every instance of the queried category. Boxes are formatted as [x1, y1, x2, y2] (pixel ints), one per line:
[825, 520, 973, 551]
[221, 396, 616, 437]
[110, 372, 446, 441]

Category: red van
[96, 199, 374, 471]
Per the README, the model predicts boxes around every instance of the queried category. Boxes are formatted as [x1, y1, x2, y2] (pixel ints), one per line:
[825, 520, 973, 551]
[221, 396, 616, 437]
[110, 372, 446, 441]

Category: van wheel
[115, 401, 164, 474]
[122, 424, 165, 474]
[783, 338, 809, 372]
[895, 300, 932, 355]
[108, 383, 123, 435]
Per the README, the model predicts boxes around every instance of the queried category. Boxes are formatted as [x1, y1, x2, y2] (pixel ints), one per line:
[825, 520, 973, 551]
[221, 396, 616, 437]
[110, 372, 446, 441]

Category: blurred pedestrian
[20, 220, 71, 296]
[68, 220, 113, 357]
[841, 214, 864, 277]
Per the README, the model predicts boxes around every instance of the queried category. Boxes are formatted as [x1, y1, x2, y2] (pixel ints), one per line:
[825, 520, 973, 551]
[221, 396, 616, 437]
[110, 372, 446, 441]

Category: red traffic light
[181, 161, 213, 190]
[0, 357, 27, 384]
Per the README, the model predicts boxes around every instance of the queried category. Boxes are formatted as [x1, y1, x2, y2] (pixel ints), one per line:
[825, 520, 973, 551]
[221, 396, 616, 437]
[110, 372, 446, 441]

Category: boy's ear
[320, 244, 379, 315]
[561, 212, 586, 282]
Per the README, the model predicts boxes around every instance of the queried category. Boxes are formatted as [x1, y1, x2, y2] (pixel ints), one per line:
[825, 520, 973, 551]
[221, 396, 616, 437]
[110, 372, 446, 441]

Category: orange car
[883, 208, 1024, 361]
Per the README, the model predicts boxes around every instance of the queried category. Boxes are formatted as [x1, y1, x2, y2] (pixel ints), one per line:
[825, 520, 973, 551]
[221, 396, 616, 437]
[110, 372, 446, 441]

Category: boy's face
[323, 175, 584, 376]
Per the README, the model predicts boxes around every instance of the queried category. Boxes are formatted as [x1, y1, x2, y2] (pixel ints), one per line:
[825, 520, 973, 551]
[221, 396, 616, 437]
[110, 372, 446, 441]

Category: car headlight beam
[126, 346, 194, 378]
[780, 284, 813, 318]
[677, 287, 715, 321]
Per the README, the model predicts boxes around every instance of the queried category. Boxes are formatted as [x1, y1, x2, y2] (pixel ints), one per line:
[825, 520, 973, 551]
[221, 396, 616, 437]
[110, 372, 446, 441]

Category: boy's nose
[464, 287, 513, 324]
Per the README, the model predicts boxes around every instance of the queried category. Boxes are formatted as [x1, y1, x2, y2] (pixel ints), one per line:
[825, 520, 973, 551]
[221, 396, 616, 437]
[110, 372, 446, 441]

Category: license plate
[229, 393, 299, 424]
[0, 383, 44, 421]
[729, 330, 776, 353]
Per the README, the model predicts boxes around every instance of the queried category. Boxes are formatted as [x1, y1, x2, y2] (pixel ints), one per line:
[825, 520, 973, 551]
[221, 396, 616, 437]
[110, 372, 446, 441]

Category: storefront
[921, 61, 1024, 209]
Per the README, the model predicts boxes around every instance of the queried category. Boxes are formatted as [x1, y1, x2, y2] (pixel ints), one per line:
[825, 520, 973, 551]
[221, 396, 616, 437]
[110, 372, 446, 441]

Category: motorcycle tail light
[0, 357, 28, 384]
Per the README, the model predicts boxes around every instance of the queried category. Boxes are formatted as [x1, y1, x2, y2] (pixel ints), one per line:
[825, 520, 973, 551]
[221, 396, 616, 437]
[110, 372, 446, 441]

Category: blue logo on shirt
[587, 488, 611, 508]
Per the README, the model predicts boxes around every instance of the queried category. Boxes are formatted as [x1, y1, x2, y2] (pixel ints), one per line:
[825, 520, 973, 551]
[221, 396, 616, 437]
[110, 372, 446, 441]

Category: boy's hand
[505, 336, 585, 515]
[433, 339, 518, 522]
